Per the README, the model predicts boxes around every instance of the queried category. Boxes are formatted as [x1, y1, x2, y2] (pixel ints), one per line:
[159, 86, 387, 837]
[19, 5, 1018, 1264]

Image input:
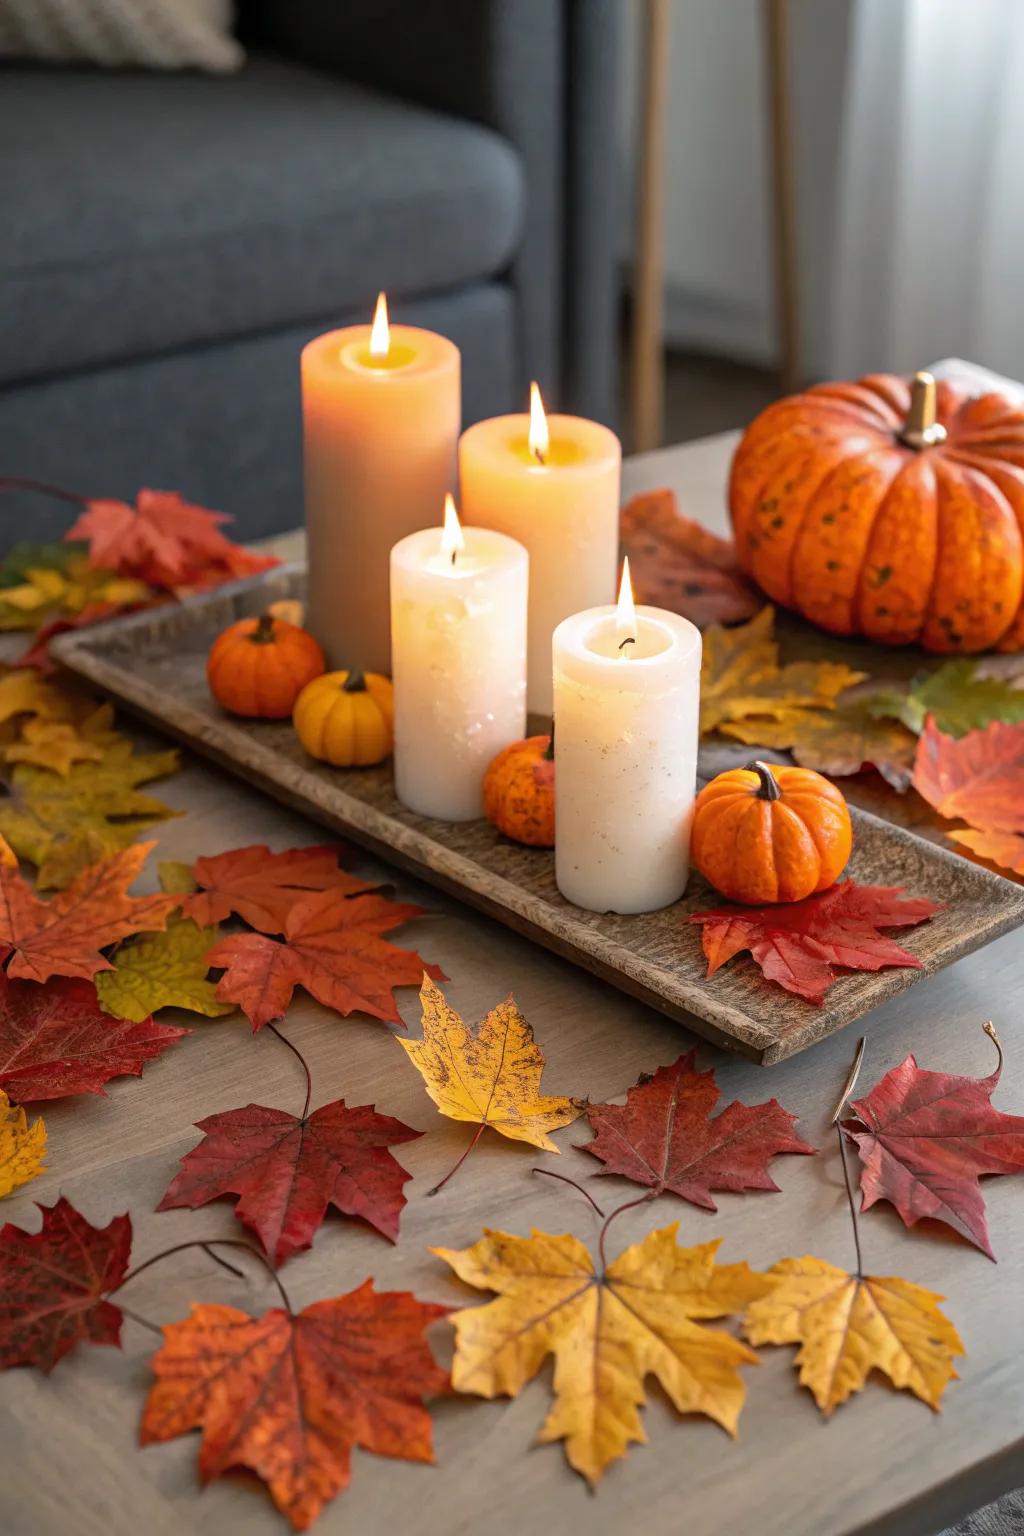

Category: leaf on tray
[141, 1283, 448, 1531]
[580, 1051, 813, 1208]
[912, 716, 1024, 875]
[842, 1030, 1024, 1259]
[96, 915, 234, 1022]
[206, 889, 443, 1029]
[871, 659, 1024, 738]
[700, 607, 864, 736]
[0, 667, 72, 724]
[720, 697, 918, 791]
[157, 1098, 421, 1264]
[687, 880, 943, 1005]
[436, 1223, 770, 1485]
[742, 1256, 963, 1416]
[0, 973, 187, 1101]
[0, 1088, 46, 1197]
[0, 1197, 130, 1370]
[0, 550, 152, 633]
[619, 488, 762, 628]
[400, 976, 583, 1157]
[0, 841, 178, 983]
[181, 843, 371, 934]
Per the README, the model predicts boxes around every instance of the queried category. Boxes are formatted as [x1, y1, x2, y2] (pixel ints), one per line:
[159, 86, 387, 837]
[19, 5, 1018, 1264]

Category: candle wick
[618, 635, 636, 657]
[450, 549, 457, 568]
[533, 447, 546, 466]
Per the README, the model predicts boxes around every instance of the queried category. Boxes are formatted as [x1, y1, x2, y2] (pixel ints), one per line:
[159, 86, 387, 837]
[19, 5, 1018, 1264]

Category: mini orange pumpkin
[207, 613, 325, 719]
[690, 760, 852, 904]
[483, 734, 555, 847]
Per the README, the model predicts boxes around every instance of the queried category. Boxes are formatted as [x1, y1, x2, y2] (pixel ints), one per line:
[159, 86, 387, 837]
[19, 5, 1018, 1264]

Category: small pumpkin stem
[343, 669, 368, 694]
[747, 760, 782, 801]
[900, 370, 947, 450]
[251, 613, 276, 644]
[544, 723, 555, 762]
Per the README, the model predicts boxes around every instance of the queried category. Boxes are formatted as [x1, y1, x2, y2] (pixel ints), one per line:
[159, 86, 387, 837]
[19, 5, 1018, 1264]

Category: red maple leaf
[687, 881, 942, 1004]
[0, 1197, 131, 1371]
[579, 1051, 814, 1208]
[620, 488, 761, 627]
[842, 1031, 1024, 1260]
[206, 888, 444, 1030]
[0, 973, 187, 1100]
[182, 843, 371, 934]
[913, 716, 1024, 874]
[157, 1098, 421, 1264]
[0, 842, 178, 983]
[141, 1284, 449, 1530]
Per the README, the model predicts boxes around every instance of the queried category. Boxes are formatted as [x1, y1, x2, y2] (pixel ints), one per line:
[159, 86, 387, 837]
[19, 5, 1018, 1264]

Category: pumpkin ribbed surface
[483, 735, 555, 847]
[207, 615, 325, 719]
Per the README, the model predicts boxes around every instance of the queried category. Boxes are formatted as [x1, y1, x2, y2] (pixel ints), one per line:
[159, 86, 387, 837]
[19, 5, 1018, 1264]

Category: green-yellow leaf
[96, 915, 233, 1022]
[700, 607, 864, 735]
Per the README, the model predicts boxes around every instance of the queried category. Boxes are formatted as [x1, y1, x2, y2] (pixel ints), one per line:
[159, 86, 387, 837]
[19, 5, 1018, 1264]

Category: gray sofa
[0, 0, 621, 543]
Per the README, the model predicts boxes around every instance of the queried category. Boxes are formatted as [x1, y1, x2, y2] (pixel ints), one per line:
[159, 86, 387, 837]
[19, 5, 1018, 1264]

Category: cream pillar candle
[553, 561, 702, 914]
[391, 496, 528, 821]
[459, 384, 621, 717]
[302, 294, 460, 674]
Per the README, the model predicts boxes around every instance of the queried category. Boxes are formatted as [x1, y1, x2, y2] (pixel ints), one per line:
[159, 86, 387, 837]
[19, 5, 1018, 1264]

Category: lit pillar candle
[459, 384, 621, 718]
[391, 495, 528, 821]
[553, 560, 702, 913]
[302, 293, 460, 674]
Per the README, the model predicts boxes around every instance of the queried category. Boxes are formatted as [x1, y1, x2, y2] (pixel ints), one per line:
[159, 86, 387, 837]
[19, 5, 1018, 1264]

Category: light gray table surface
[2, 435, 1021, 1536]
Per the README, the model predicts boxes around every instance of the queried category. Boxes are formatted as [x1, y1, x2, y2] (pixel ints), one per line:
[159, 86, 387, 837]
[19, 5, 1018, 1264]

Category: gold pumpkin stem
[342, 668, 368, 693]
[900, 370, 948, 450]
[747, 760, 782, 802]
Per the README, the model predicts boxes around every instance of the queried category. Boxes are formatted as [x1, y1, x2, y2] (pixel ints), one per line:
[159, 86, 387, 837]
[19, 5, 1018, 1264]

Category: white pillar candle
[459, 384, 621, 718]
[553, 561, 702, 913]
[391, 496, 528, 821]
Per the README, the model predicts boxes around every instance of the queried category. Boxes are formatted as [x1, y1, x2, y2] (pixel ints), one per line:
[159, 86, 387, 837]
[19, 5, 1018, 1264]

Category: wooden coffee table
[3, 434, 1022, 1536]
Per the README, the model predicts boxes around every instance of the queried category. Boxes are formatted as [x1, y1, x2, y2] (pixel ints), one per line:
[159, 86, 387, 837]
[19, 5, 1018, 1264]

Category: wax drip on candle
[369, 291, 390, 358]
[616, 557, 637, 654]
[529, 381, 549, 466]
[441, 492, 465, 568]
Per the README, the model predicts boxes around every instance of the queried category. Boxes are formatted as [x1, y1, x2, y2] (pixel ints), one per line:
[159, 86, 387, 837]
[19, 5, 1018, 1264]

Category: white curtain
[828, 0, 1024, 380]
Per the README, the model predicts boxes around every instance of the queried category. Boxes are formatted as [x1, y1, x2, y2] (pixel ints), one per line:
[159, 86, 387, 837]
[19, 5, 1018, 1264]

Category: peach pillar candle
[553, 560, 702, 914]
[391, 496, 528, 822]
[458, 384, 621, 717]
[302, 294, 460, 674]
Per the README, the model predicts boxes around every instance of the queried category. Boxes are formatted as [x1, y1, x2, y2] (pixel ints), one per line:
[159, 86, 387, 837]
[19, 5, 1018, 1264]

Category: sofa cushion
[0, 52, 525, 386]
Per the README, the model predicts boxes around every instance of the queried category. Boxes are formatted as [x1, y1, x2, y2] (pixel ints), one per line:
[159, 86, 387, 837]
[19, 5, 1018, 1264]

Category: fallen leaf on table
[619, 488, 761, 627]
[0, 1087, 46, 1196]
[206, 889, 443, 1029]
[0, 1197, 130, 1370]
[0, 841, 178, 983]
[0, 737, 180, 888]
[580, 1050, 813, 1209]
[0, 667, 71, 724]
[871, 659, 1024, 738]
[158, 1098, 421, 1264]
[720, 697, 918, 791]
[400, 976, 583, 1176]
[700, 607, 864, 735]
[842, 1028, 1024, 1260]
[181, 842, 370, 934]
[688, 880, 943, 1004]
[912, 716, 1024, 874]
[2, 717, 106, 776]
[0, 551, 152, 632]
[141, 1283, 448, 1531]
[0, 973, 187, 1100]
[436, 1223, 770, 1485]
[742, 1256, 963, 1415]
[96, 915, 234, 1022]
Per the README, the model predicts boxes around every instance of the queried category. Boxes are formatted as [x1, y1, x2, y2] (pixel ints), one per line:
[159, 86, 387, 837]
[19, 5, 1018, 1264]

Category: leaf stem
[200, 1242, 246, 1279]
[597, 1193, 655, 1274]
[428, 1122, 486, 1196]
[0, 475, 86, 506]
[983, 1020, 1003, 1074]
[115, 1238, 293, 1315]
[830, 1035, 866, 1124]
[265, 1021, 313, 1120]
[531, 1167, 606, 1217]
[836, 1124, 864, 1279]
[118, 1302, 163, 1338]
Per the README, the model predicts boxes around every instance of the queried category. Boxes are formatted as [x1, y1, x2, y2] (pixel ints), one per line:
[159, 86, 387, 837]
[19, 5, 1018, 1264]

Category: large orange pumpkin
[730, 370, 1024, 652]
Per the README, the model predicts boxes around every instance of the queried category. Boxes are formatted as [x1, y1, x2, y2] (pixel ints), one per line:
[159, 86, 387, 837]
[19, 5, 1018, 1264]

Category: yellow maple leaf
[399, 978, 582, 1190]
[0, 668, 73, 726]
[0, 1088, 47, 1198]
[435, 1223, 770, 1484]
[3, 718, 107, 777]
[0, 560, 151, 630]
[741, 1255, 964, 1416]
[700, 607, 864, 735]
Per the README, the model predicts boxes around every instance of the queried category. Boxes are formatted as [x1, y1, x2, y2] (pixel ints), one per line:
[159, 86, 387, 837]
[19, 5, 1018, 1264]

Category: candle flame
[440, 492, 465, 563]
[616, 557, 637, 653]
[369, 292, 390, 357]
[528, 381, 550, 464]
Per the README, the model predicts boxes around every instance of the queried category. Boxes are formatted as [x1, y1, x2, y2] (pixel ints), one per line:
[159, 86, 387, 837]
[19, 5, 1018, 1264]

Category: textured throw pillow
[0, 0, 244, 73]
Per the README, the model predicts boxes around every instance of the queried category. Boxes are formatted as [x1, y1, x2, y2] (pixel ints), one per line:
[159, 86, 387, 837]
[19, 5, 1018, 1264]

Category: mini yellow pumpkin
[293, 669, 393, 767]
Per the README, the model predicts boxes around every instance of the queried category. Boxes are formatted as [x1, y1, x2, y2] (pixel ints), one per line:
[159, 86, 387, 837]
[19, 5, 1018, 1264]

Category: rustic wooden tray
[51, 565, 1024, 1064]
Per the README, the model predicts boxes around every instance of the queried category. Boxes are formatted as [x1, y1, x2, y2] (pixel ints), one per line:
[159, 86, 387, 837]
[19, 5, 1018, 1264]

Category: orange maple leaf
[181, 843, 371, 934]
[0, 841, 178, 983]
[141, 1284, 448, 1531]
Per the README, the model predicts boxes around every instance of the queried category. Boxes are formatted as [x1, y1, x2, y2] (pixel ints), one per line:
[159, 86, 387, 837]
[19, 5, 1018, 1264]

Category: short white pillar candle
[391, 496, 528, 821]
[553, 561, 702, 913]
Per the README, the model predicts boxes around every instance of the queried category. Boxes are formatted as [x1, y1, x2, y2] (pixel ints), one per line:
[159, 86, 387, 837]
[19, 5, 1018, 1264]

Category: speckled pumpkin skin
[690, 763, 852, 904]
[207, 615, 325, 719]
[730, 374, 1024, 652]
[483, 735, 555, 848]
